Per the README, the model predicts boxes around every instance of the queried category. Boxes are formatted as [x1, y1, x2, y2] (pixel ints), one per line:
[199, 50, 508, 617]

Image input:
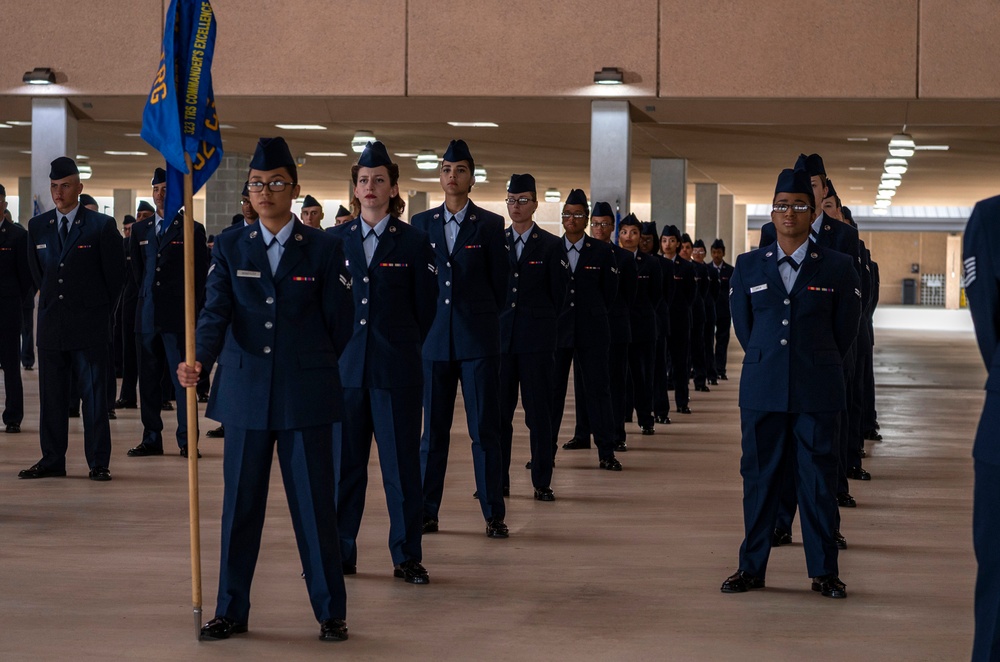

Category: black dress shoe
[486, 518, 509, 538]
[772, 528, 792, 546]
[695, 385, 711, 392]
[835, 529, 847, 549]
[812, 574, 847, 599]
[562, 437, 591, 450]
[847, 466, 871, 481]
[198, 393, 210, 403]
[394, 559, 430, 585]
[721, 570, 765, 593]
[18, 463, 67, 479]
[114, 399, 137, 409]
[864, 429, 883, 441]
[200, 615, 248, 641]
[678, 406, 692, 414]
[180, 446, 202, 458]
[615, 440, 628, 452]
[654, 415, 671, 425]
[719, 373, 728, 380]
[533, 487, 555, 501]
[127, 443, 164, 457]
[206, 425, 225, 438]
[709, 378, 719, 386]
[599, 457, 623, 471]
[23, 364, 34, 371]
[161, 401, 174, 411]
[319, 619, 348, 642]
[860, 448, 867, 458]
[837, 492, 857, 508]
[107, 409, 117, 420]
[89, 466, 112, 481]
[6, 423, 21, 433]
[422, 517, 439, 534]
[640, 426, 654, 436]
[525, 460, 532, 469]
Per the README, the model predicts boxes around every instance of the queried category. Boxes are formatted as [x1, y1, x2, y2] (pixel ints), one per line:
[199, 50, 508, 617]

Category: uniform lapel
[160, 214, 182, 248]
[343, 220, 369, 275]
[451, 204, 478, 256]
[369, 217, 398, 268]
[244, 226, 272, 279]
[429, 205, 449, 261]
[273, 220, 308, 283]
[60, 208, 85, 260]
[789, 243, 823, 297]
[759, 245, 786, 294]
[517, 225, 542, 265]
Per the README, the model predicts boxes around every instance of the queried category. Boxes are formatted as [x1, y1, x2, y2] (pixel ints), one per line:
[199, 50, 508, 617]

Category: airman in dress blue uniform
[0, 183, 32, 433]
[21, 157, 125, 481]
[412, 139, 510, 538]
[127, 167, 208, 458]
[178, 137, 353, 643]
[721, 168, 860, 600]
[621, 216, 662, 436]
[693, 239, 720, 385]
[962, 194, 1000, 661]
[114, 214, 140, 409]
[652, 225, 676, 424]
[330, 141, 438, 584]
[709, 239, 734, 380]
[499, 175, 568, 500]
[662, 225, 695, 414]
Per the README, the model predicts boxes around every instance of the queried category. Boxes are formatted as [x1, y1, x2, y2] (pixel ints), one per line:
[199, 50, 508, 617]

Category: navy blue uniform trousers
[0, 303, 23, 425]
[576, 341, 629, 444]
[500, 351, 555, 490]
[336, 386, 423, 566]
[420, 356, 505, 522]
[137, 331, 189, 448]
[216, 424, 346, 624]
[552, 347, 615, 461]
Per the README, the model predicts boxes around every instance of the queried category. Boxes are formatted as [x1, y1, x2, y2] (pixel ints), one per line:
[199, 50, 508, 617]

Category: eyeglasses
[772, 203, 812, 213]
[247, 181, 293, 193]
[561, 213, 588, 220]
[505, 197, 534, 206]
[591, 221, 614, 228]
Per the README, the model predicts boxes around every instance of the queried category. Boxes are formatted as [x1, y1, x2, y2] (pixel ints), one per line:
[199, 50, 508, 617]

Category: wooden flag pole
[183, 153, 203, 638]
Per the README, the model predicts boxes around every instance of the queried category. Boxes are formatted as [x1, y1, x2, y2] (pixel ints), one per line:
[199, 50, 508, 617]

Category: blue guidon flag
[141, 0, 222, 221]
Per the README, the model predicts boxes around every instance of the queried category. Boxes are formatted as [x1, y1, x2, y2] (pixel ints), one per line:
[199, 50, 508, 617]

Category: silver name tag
[750, 284, 768, 293]
[139, 240, 149, 246]
[237, 270, 261, 278]
[36, 244, 46, 249]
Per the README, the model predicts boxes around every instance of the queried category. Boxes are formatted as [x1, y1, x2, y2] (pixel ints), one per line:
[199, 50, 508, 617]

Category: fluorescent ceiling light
[394, 152, 419, 158]
[410, 177, 440, 183]
[77, 164, 92, 180]
[880, 177, 902, 188]
[352, 130, 376, 153]
[593, 67, 624, 85]
[7, 121, 31, 126]
[104, 150, 148, 156]
[889, 133, 915, 148]
[877, 187, 897, 197]
[889, 146, 914, 158]
[124, 132, 142, 137]
[415, 150, 440, 170]
[846, 137, 869, 142]
[0, 123, 11, 129]
[76, 154, 89, 160]
[23, 67, 56, 85]
[884, 158, 908, 174]
[19, 150, 31, 155]
[848, 166, 866, 171]
[871, 208, 889, 216]
[849, 186, 864, 190]
[544, 188, 561, 203]
[305, 152, 347, 157]
[914, 145, 950, 151]
[874, 199, 892, 208]
[275, 124, 326, 130]
[474, 166, 487, 179]
[220, 124, 237, 129]
[447, 121, 499, 128]
[881, 172, 902, 183]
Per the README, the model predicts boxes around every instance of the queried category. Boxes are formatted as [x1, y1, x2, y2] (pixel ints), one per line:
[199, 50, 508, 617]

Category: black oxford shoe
[719, 373, 728, 380]
[394, 559, 430, 585]
[847, 466, 871, 481]
[654, 415, 671, 425]
[678, 406, 692, 414]
[864, 429, 883, 441]
[812, 575, 847, 599]
[200, 616, 248, 641]
[6, 423, 21, 433]
[709, 378, 719, 386]
[179, 446, 202, 459]
[127, 443, 163, 457]
[114, 399, 137, 409]
[89, 466, 112, 481]
[486, 518, 509, 538]
[206, 426, 225, 438]
[198, 393, 210, 403]
[525, 460, 532, 469]
[695, 385, 711, 392]
[107, 409, 117, 420]
[422, 517, 438, 534]
[562, 437, 591, 450]
[533, 487, 555, 501]
[615, 440, 628, 452]
[161, 401, 174, 411]
[18, 463, 67, 479]
[319, 619, 348, 642]
[721, 570, 765, 593]
[835, 530, 847, 550]
[837, 492, 857, 508]
[640, 426, 654, 436]
[772, 529, 792, 546]
[599, 457, 623, 471]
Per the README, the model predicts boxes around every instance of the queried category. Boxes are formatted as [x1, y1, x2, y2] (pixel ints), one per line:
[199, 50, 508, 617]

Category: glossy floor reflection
[0, 329, 983, 660]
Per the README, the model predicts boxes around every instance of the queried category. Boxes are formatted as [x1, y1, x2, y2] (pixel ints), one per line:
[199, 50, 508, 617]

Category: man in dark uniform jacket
[683, 234, 709, 392]
[620, 216, 661, 436]
[331, 142, 438, 584]
[115, 214, 139, 409]
[178, 137, 353, 642]
[550, 190, 623, 471]
[963, 194, 1000, 661]
[498, 175, 568, 500]
[693, 239, 720, 385]
[662, 225, 696, 414]
[721, 168, 860, 600]
[567, 201, 637, 450]
[127, 167, 209, 458]
[21, 157, 125, 480]
[300, 195, 324, 229]
[0, 183, 32, 433]
[710, 239, 734, 380]
[412, 139, 510, 538]
[652, 225, 676, 424]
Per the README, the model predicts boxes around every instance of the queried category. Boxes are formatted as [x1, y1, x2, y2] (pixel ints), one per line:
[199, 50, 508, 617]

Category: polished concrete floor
[0, 330, 984, 660]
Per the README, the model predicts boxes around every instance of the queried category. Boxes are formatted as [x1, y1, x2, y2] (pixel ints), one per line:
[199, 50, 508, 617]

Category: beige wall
[920, 0, 1000, 97]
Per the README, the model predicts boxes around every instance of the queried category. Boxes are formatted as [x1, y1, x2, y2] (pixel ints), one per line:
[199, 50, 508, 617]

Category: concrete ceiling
[2, 94, 999, 209]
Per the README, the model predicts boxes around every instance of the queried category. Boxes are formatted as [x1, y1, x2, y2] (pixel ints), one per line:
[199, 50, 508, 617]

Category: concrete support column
[17, 176, 31, 222]
[946, 233, 962, 310]
[408, 191, 428, 220]
[694, 183, 719, 242]
[718, 194, 734, 247]
[650, 158, 686, 231]
[590, 100, 631, 216]
[732, 204, 748, 256]
[31, 98, 78, 214]
[204, 152, 250, 237]
[113, 188, 136, 224]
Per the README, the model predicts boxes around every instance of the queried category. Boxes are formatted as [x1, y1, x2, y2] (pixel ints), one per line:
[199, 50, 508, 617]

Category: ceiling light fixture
[914, 145, 950, 151]
[304, 152, 347, 157]
[351, 130, 376, 153]
[275, 124, 327, 130]
[874, 198, 892, 208]
[0, 123, 11, 129]
[884, 158, 908, 175]
[846, 137, 869, 142]
[7, 121, 31, 127]
[474, 166, 487, 181]
[22, 67, 56, 85]
[415, 150, 440, 170]
[888, 133, 915, 158]
[593, 67, 624, 85]
[77, 164, 93, 180]
[544, 188, 561, 203]
[877, 187, 897, 197]
[447, 121, 499, 128]
[104, 150, 148, 156]
[871, 208, 889, 216]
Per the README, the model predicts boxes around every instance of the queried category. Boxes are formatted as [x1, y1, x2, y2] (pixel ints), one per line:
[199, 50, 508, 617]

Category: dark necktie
[515, 236, 525, 259]
[778, 255, 801, 271]
[809, 228, 819, 239]
[59, 217, 69, 247]
[364, 229, 379, 265]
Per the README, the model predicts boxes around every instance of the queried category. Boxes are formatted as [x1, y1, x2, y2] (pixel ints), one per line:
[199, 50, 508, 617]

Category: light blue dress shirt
[258, 216, 296, 275]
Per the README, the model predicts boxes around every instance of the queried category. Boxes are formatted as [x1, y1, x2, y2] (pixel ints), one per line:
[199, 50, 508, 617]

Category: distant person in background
[0, 183, 32, 433]
[334, 205, 353, 226]
[300, 195, 324, 229]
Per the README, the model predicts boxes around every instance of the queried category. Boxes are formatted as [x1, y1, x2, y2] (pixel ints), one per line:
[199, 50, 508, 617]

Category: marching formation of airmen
[0, 138, 883, 642]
